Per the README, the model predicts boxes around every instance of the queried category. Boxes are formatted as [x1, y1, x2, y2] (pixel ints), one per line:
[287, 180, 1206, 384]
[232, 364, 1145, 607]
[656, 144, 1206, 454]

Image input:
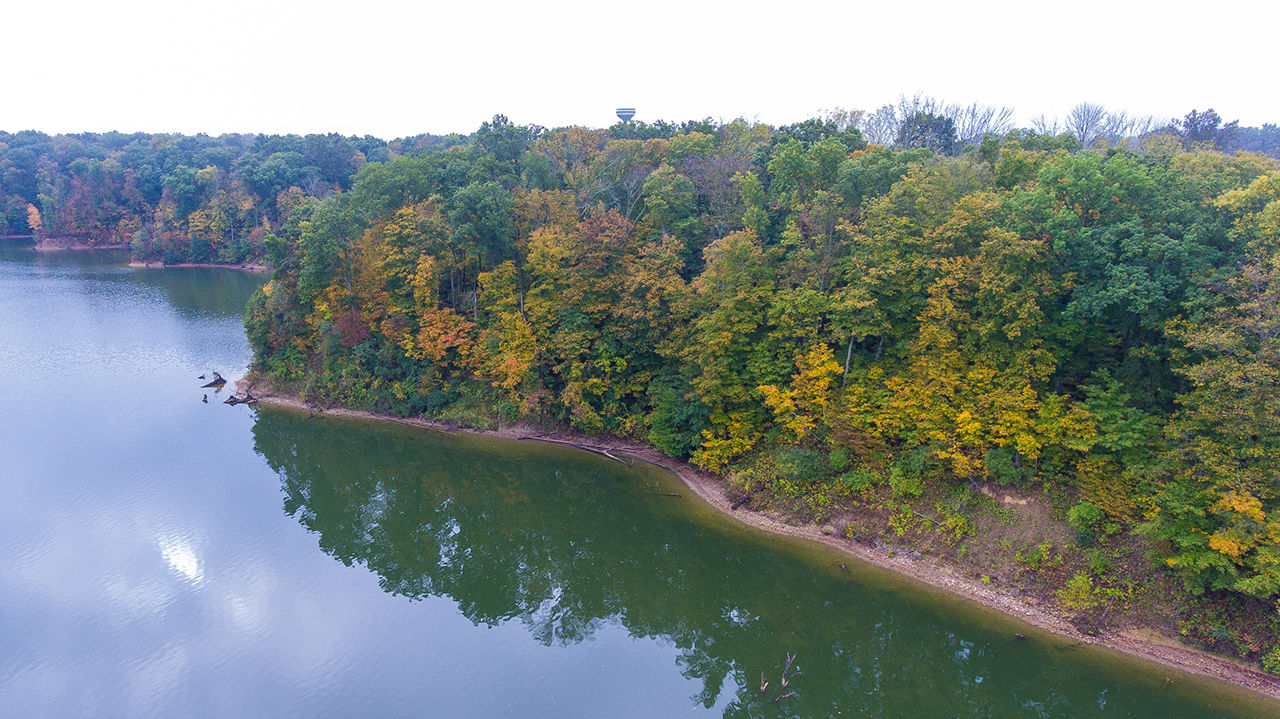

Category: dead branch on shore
[615, 453, 666, 468]
[600, 449, 630, 465]
[223, 390, 260, 406]
[509, 434, 682, 470]
[515, 434, 639, 466]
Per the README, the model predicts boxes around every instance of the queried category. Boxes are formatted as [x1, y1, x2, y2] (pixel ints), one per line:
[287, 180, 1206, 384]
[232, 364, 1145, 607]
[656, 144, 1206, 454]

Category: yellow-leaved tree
[759, 342, 841, 440]
[26, 203, 41, 233]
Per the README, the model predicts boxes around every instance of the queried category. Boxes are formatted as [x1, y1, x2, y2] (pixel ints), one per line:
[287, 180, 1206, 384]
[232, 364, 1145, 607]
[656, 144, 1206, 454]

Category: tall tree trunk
[843, 336, 854, 388]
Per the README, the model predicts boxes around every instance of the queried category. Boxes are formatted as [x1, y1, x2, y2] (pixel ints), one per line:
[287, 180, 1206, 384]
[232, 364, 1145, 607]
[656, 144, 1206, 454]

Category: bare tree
[1063, 103, 1160, 147]
[1129, 115, 1158, 138]
[1066, 102, 1109, 147]
[1030, 114, 1062, 135]
[863, 95, 947, 146]
[862, 104, 901, 146]
[864, 95, 1015, 150]
[818, 106, 866, 133]
[862, 95, 1019, 150]
[1100, 111, 1158, 145]
[953, 102, 1015, 146]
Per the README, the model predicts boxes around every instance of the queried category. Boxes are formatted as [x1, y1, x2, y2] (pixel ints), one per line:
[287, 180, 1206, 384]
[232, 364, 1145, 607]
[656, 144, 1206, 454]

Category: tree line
[234, 108, 1280, 637]
[0, 129, 463, 258]
[8, 103, 1279, 663]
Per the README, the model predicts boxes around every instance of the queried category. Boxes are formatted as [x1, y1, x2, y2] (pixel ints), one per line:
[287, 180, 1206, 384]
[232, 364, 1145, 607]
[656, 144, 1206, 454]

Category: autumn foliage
[232, 115, 1280, 615]
[9, 116, 1277, 619]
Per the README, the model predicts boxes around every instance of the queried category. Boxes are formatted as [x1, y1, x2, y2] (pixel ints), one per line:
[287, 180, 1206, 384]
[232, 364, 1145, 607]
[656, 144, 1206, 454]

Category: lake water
[0, 246, 1274, 718]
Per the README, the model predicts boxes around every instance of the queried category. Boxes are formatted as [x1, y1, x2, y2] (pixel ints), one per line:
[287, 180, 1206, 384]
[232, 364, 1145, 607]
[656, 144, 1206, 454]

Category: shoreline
[236, 377, 1280, 702]
[128, 260, 270, 273]
[32, 239, 129, 251]
[23, 241, 270, 273]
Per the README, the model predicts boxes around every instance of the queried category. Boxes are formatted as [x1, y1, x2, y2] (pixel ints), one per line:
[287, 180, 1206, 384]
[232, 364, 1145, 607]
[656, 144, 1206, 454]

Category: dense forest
[0, 129, 465, 259]
[11, 102, 1280, 668]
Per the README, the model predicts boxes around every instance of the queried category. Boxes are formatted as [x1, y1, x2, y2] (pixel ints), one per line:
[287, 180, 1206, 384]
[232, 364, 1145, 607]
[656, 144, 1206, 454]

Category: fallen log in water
[516, 435, 634, 466]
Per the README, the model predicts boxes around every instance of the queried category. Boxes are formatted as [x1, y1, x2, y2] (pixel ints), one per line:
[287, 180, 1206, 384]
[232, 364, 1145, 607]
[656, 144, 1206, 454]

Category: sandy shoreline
[235, 378, 1280, 702]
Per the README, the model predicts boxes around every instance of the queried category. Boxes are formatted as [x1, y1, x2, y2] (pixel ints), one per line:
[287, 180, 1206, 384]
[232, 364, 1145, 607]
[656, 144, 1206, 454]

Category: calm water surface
[0, 246, 1274, 718]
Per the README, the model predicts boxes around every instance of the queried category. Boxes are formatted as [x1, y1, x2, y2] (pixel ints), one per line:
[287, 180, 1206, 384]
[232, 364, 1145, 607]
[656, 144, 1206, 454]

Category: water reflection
[158, 534, 204, 584]
[251, 410, 1260, 718]
[0, 246, 264, 320]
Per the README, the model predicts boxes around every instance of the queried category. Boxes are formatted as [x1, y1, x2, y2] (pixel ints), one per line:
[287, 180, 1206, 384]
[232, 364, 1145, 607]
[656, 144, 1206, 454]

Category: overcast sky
[7, 0, 1275, 138]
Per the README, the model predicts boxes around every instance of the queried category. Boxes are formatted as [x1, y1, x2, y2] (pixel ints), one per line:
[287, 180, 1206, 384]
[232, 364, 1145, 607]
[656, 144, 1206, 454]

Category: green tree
[1151, 256, 1280, 599]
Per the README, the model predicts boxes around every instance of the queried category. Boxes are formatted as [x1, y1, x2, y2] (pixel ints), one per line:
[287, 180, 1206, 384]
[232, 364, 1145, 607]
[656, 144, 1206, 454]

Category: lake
[0, 246, 1273, 717]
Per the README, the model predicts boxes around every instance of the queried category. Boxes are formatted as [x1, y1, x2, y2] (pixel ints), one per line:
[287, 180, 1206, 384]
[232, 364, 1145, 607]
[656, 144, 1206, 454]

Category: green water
[0, 245, 1274, 717]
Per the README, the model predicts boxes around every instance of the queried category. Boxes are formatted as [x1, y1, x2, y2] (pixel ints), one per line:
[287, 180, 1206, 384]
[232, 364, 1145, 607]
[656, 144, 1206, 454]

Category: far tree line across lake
[10, 101, 1280, 675]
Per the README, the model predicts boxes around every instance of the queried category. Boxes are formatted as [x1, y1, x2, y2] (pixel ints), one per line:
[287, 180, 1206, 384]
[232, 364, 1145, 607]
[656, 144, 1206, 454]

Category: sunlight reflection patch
[158, 535, 203, 584]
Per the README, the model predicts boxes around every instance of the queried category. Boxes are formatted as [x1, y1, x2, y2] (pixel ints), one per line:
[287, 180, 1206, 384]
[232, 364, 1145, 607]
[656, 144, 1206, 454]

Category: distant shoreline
[128, 260, 270, 273]
[235, 373, 1280, 704]
[32, 238, 129, 251]
[23, 240, 269, 273]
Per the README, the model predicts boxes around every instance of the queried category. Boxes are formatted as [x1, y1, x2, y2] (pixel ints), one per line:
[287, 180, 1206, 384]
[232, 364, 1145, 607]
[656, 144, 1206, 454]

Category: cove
[0, 246, 1274, 717]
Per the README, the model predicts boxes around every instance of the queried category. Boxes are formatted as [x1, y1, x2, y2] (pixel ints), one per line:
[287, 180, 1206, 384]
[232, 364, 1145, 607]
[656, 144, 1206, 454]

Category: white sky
[7, 0, 1276, 138]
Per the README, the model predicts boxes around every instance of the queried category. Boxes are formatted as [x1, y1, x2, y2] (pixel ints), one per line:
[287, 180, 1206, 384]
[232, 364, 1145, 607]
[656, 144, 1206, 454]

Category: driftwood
[766, 652, 801, 703]
[515, 435, 639, 466]
[780, 652, 801, 689]
[651, 492, 681, 498]
[730, 493, 753, 510]
[201, 371, 226, 388]
[616, 453, 666, 468]
[512, 435, 681, 471]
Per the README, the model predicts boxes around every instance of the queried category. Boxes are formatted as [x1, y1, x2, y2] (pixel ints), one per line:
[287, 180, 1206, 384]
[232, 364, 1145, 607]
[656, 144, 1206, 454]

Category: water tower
[616, 107, 636, 122]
